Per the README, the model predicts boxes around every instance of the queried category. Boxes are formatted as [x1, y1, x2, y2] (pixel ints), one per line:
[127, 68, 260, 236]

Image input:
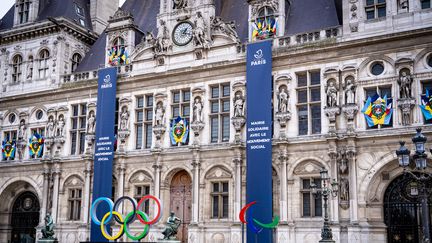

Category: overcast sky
[0, 0, 127, 20]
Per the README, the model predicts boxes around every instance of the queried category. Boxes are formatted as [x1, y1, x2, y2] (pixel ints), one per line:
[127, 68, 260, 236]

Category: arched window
[17, 0, 31, 24]
[113, 37, 125, 51]
[71, 53, 82, 72]
[365, 0, 386, 20]
[252, 6, 277, 40]
[108, 37, 129, 66]
[38, 49, 50, 79]
[12, 54, 23, 83]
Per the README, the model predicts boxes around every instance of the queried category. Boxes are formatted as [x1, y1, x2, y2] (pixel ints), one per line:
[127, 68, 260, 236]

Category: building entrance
[384, 174, 432, 243]
[11, 191, 40, 243]
[170, 170, 192, 243]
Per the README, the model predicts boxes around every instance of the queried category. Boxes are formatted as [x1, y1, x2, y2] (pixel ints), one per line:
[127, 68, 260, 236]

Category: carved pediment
[130, 171, 153, 183]
[205, 167, 232, 179]
[64, 175, 84, 188]
[293, 161, 323, 175]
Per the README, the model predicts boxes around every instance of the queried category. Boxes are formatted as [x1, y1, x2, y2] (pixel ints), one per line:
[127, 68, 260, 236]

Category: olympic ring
[239, 201, 279, 234]
[90, 195, 162, 241]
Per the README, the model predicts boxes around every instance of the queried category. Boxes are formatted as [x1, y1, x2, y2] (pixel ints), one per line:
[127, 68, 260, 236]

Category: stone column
[279, 150, 288, 222]
[233, 157, 242, 219]
[347, 146, 358, 223]
[328, 148, 339, 223]
[287, 179, 294, 223]
[39, 167, 50, 224]
[117, 163, 126, 207]
[83, 159, 92, 224]
[51, 162, 61, 223]
[191, 149, 201, 224]
[152, 151, 162, 220]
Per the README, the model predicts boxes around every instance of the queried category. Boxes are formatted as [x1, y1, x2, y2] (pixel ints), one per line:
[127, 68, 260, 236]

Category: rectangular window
[421, 0, 431, 9]
[18, 0, 30, 24]
[365, 0, 386, 20]
[70, 104, 87, 155]
[135, 95, 153, 149]
[211, 182, 229, 219]
[364, 86, 393, 129]
[301, 178, 322, 217]
[68, 188, 82, 220]
[296, 70, 321, 135]
[210, 83, 230, 143]
[134, 185, 150, 215]
[171, 89, 190, 145]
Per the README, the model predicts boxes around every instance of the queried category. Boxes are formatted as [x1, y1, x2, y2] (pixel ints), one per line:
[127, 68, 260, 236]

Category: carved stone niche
[231, 81, 246, 143]
[153, 93, 167, 147]
[190, 87, 205, 139]
[395, 61, 415, 126]
[275, 75, 292, 132]
[323, 72, 341, 135]
[85, 102, 97, 154]
[117, 97, 132, 152]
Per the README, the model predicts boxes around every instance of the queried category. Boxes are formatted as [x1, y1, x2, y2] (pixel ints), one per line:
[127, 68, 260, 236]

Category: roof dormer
[13, 0, 39, 26]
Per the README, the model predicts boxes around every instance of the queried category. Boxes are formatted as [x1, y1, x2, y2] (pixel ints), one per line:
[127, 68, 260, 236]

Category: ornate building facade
[0, 0, 432, 242]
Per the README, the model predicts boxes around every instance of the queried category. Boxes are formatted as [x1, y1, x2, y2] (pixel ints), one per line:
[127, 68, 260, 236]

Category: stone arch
[201, 164, 232, 182]
[29, 105, 47, 121]
[60, 174, 84, 193]
[288, 156, 329, 177]
[0, 177, 42, 210]
[36, 47, 51, 58]
[414, 47, 432, 67]
[127, 169, 154, 184]
[162, 166, 193, 186]
[358, 55, 395, 77]
[3, 109, 20, 126]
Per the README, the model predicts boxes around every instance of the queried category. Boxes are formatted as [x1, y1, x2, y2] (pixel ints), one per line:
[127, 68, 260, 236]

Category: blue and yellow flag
[362, 94, 393, 127]
[420, 90, 432, 120]
[170, 116, 189, 145]
[28, 133, 44, 158]
[2, 139, 16, 160]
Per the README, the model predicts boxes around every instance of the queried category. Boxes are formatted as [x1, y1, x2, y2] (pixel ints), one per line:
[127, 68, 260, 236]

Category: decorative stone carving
[349, 0, 359, 32]
[326, 79, 338, 108]
[154, 101, 165, 127]
[250, 0, 279, 18]
[233, 91, 245, 118]
[276, 84, 291, 130]
[153, 94, 167, 148]
[193, 12, 211, 49]
[399, 0, 409, 11]
[156, 20, 171, 54]
[342, 104, 359, 135]
[211, 16, 239, 42]
[398, 98, 415, 126]
[173, 0, 187, 9]
[26, 56, 33, 80]
[86, 111, 96, 135]
[46, 115, 56, 139]
[397, 69, 413, 99]
[232, 82, 246, 143]
[191, 88, 205, 142]
[192, 96, 203, 124]
[119, 106, 130, 131]
[55, 115, 65, 138]
[85, 103, 97, 154]
[337, 147, 350, 209]
[18, 119, 27, 141]
[344, 76, 356, 104]
[110, 8, 133, 21]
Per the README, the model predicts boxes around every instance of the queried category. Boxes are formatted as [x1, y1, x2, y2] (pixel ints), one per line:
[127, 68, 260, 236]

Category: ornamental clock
[172, 22, 193, 46]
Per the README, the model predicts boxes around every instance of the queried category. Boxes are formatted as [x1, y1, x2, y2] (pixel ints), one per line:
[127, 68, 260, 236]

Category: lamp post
[395, 128, 431, 243]
[311, 167, 339, 243]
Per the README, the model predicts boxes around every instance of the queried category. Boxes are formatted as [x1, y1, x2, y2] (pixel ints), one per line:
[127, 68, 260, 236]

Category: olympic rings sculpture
[239, 201, 279, 233]
[90, 195, 163, 241]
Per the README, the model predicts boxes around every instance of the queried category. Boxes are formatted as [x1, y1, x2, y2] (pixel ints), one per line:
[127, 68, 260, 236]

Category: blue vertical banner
[90, 67, 117, 242]
[246, 40, 273, 243]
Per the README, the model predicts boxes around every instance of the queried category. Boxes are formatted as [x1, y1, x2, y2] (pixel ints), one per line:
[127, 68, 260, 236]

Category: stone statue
[344, 77, 356, 104]
[56, 115, 65, 137]
[26, 58, 33, 79]
[46, 116, 55, 138]
[278, 86, 289, 113]
[173, 0, 187, 9]
[156, 20, 170, 53]
[87, 111, 96, 134]
[18, 120, 26, 140]
[400, 0, 408, 9]
[193, 12, 210, 49]
[212, 16, 239, 41]
[41, 213, 56, 239]
[145, 31, 155, 46]
[326, 80, 338, 107]
[398, 71, 412, 99]
[154, 102, 165, 126]
[234, 93, 245, 118]
[339, 178, 349, 201]
[193, 97, 203, 123]
[119, 107, 129, 131]
[161, 212, 182, 240]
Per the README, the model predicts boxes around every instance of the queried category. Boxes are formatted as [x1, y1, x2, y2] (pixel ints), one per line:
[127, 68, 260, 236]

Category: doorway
[170, 170, 192, 243]
[384, 174, 432, 243]
[11, 191, 40, 243]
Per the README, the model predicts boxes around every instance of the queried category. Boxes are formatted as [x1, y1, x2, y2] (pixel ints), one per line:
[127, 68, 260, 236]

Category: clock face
[173, 22, 193, 46]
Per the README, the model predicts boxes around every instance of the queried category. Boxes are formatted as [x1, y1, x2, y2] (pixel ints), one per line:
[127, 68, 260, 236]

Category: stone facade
[1, 0, 432, 243]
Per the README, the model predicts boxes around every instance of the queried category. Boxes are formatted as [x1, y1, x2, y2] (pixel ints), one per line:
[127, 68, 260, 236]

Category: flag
[420, 89, 432, 120]
[28, 133, 44, 158]
[170, 116, 189, 145]
[362, 94, 393, 127]
[2, 139, 16, 160]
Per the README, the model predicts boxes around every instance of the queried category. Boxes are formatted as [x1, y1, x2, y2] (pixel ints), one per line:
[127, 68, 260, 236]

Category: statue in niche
[233, 92, 245, 118]
[399, 0, 408, 10]
[156, 20, 170, 53]
[398, 70, 413, 99]
[46, 116, 55, 138]
[193, 12, 210, 49]
[173, 0, 187, 9]
[26, 56, 33, 79]
[56, 115, 65, 137]
[326, 80, 338, 107]
[277, 86, 289, 113]
[344, 76, 356, 104]
[193, 97, 203, 123]
[339, 178, 349, 201]
[154, 102, 165, 126]
[119, 106, 129, 131]
[87, 111, 96, 134]
[18, 120, 26, 140]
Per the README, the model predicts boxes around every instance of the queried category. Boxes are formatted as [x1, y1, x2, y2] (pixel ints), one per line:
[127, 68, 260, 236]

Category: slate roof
[0, 0, 93, 31]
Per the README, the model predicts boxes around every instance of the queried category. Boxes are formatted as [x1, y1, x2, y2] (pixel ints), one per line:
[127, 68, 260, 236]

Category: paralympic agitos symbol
[239, 201, 280, 233]
[91, 195, 162, 241]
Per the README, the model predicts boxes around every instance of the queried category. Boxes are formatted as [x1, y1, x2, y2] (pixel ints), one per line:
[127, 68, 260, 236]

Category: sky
[0, 0, 127, 20]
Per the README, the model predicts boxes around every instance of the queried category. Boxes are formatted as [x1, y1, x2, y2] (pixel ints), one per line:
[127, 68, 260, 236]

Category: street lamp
[311, 167, 338, 243]
[395, 128, 431, 243]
